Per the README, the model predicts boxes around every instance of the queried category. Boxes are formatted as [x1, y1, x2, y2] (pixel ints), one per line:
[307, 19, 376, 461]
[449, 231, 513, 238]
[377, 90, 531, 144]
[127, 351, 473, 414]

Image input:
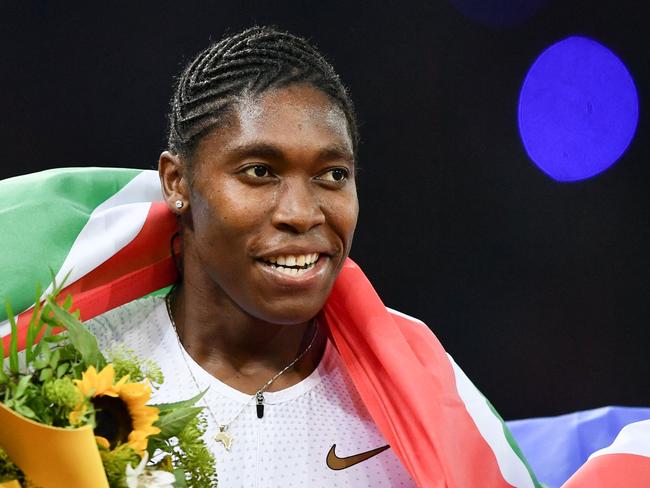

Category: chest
[155, 349, 416, 487]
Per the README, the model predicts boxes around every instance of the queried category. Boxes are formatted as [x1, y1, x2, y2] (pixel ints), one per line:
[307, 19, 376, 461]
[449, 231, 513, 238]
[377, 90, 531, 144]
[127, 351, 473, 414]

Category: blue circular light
[518, 36, 639, 182]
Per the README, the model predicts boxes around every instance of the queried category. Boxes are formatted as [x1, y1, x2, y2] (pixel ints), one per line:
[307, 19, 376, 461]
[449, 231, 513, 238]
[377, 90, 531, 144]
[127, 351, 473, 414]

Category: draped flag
[0, 168, 177, 347]
[324, 262, 539, 487]
[507, 406, 650, 487]
[0, 166, 599, 487]
[563, 419, 650, 487]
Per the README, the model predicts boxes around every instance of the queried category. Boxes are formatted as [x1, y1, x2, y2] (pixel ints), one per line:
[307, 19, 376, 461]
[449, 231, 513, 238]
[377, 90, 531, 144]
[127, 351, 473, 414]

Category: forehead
[196, 84, 353, 159]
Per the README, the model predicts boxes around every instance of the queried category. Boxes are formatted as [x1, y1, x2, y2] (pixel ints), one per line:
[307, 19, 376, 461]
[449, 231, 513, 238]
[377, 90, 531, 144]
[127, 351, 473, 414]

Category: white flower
[126, 452, 176, 488]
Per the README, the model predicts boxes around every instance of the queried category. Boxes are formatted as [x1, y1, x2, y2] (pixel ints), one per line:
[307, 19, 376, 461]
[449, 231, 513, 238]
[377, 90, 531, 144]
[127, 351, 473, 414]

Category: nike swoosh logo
[326, 443, 391, 470]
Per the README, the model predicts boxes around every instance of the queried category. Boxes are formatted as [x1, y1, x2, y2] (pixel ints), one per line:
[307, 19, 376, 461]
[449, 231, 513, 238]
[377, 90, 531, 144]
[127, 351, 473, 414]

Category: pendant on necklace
[214, 425, 233, 450]
[256, 392, 265, 418]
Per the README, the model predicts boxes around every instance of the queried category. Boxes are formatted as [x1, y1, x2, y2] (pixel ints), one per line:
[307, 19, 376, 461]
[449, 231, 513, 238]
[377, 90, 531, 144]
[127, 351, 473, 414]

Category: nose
[271, 177, 325, 234]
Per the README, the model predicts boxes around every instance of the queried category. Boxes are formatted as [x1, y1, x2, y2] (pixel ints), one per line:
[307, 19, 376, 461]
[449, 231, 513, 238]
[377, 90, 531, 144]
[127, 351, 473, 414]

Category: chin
[254, 300, 325, 326]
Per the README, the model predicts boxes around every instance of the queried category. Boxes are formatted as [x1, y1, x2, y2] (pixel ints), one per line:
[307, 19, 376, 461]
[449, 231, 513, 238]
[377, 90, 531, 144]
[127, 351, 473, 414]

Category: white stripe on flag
[386, 306, 427, 326]
[94, 170, 163, 213]
[589, 419, 650, 459]
[43, 201, 153, 294]
[43, 170, 162, 296]
[449, 355, 535, 488]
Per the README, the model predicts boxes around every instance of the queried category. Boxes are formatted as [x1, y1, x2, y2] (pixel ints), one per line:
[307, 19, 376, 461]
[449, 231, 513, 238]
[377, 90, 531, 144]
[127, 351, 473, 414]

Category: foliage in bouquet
[0, 278, 217, 487]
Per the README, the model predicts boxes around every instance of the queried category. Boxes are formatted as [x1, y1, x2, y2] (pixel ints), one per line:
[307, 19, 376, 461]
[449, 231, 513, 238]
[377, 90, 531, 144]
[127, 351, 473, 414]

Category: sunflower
[71, 364, 160, 454]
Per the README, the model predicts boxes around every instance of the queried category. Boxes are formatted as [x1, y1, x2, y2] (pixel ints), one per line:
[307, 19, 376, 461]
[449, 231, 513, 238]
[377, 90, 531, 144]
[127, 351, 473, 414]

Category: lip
[255, 254, 331, 289]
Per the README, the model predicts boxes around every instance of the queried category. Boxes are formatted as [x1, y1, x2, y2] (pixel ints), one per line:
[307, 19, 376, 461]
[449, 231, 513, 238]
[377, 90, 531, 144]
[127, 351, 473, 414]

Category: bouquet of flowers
[0, 279, 217, 488]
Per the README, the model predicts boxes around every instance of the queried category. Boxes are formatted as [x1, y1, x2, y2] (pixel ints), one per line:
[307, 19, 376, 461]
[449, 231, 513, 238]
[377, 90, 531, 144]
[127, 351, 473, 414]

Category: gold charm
[214, 425, 233, 450]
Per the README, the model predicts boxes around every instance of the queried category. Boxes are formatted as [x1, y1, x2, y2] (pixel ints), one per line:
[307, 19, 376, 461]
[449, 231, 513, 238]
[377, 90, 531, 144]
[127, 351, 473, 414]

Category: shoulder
[84, 295, 165, 351]
[386, 306, 427, 327]
[385, 306, 447, 353]
[386, 306, 432, 335]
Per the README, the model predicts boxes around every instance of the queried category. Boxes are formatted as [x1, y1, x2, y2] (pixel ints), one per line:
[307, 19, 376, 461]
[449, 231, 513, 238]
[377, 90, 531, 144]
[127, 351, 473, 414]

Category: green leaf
[41, 346, 52, 364]
[173, 469, 188, 488]
[31, 325, 52, 360]
[48, 349, 61, 369]
[49, 267, 73, 297]
[152, 406, 203, 440]
[15, 403, 36, 419]
[45, 298, 106, 369]
[25, 284, 44, 364]
[43, 334, 67, 343]
[15, 375, 32, 398]
[147, 437, 173, 458]
[33, 353, 50, 370]
[53, 344, 79, 362]
[56, 362, 70, 378]
[152, 389, 207, 413]
[62, 294, 73, 311]
[5, 303, 19, 374]
[39, 368, 53, 382]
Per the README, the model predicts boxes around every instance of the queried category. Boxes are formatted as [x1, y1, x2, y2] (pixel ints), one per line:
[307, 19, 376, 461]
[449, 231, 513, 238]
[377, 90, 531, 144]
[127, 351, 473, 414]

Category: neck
[167, 278, 327, 395]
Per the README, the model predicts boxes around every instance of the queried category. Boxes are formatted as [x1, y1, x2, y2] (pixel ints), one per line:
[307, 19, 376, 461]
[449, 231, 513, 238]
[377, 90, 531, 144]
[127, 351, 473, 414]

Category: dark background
[2, 1, 648, 420]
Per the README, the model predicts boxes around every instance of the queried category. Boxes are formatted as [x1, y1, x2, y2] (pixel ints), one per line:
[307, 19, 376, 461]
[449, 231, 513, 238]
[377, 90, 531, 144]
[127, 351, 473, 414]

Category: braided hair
[168, 26, 358, 160]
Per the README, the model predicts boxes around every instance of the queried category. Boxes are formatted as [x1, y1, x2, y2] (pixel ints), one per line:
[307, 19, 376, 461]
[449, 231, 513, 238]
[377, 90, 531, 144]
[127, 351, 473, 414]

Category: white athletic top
[86, 297, 416, 488]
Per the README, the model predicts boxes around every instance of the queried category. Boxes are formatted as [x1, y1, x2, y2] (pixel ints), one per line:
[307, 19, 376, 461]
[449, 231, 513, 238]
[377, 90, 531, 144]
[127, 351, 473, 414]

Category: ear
[159, 151, 189, 213]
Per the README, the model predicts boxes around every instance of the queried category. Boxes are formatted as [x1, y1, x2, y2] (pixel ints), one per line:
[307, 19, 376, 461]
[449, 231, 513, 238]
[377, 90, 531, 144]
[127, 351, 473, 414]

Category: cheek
[325, 189, 359, 248]
[190, 181, 269, 246]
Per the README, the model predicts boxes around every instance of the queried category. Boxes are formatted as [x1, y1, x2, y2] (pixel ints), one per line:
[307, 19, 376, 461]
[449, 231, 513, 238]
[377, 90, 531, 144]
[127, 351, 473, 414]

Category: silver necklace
[164, 289, 319, 451]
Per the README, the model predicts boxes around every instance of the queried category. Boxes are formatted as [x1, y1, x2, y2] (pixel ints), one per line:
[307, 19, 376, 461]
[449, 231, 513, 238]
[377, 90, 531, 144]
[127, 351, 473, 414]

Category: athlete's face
[169, 84, 358, 324]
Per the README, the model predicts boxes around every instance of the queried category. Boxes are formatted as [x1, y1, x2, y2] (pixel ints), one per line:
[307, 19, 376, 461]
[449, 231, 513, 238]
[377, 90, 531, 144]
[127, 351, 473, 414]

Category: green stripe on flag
[486, 399, 543, 488]
[0, 167, 143, 321]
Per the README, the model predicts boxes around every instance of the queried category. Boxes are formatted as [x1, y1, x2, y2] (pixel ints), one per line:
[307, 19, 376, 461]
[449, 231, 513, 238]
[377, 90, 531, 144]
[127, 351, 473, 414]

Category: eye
[244, 165, 272, 178]
[318, 168, 349, 182]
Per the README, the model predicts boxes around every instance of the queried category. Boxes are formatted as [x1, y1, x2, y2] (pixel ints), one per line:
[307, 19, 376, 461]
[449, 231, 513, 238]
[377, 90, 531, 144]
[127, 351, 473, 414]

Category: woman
[89, 26, 415, 486]
[68, 26, 536, 487]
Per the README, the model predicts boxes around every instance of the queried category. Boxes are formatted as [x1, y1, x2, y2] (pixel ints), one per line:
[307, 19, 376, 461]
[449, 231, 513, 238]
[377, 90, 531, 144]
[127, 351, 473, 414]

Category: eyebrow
[227, 141, 354, 164]
[228, 142, 284, 161]
[315, 145, 355, 164]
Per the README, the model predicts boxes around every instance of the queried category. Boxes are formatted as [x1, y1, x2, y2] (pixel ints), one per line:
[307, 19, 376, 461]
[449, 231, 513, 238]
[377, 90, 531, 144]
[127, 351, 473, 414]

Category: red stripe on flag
[323, 260, 512, 487]
[563, 453, 650, 488]
[3, 203, 178, 353]
[61, 202, 176, 296]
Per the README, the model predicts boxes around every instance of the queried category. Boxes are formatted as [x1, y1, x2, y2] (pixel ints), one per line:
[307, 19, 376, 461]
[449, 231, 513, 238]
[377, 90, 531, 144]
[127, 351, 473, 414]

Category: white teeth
[263, 253, 321, 272]
[274, 266, 311, 276]
[264, 253, 320, 265]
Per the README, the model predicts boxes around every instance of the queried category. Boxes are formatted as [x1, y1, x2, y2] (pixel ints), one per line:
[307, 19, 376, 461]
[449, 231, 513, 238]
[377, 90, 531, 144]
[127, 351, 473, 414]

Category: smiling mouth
[259, 253, 321, 276]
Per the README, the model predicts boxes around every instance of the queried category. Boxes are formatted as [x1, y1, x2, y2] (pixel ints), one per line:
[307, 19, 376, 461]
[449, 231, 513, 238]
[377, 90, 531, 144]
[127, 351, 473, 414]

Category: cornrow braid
[168, 26, 359, 159]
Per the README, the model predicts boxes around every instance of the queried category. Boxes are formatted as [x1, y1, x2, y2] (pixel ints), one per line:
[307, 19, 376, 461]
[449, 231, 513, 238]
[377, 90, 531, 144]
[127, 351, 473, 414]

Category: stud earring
[175, 200, 184, 209]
